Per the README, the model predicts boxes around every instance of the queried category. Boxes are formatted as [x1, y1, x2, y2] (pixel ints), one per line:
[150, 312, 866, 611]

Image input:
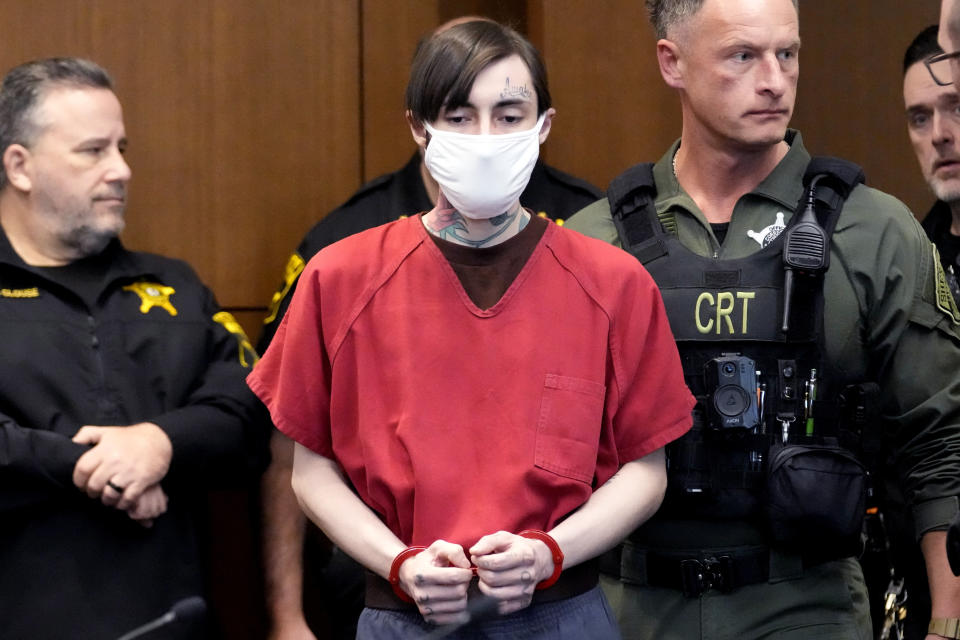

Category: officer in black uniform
[0, 58, 268, 640]
[257, 22, 603, 640]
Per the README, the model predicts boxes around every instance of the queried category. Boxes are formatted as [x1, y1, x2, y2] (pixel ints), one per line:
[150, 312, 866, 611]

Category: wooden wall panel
[0, 0, 361, 315]
[793, 0, 941, 218]
[533, 0, 680, 192]
[534, 0, 941, 217]
[361, 0, 438, 181]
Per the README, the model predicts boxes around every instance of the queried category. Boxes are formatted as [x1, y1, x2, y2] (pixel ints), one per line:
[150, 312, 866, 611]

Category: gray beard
[931, 179, 960, 206]
[60, 223, 122, 259]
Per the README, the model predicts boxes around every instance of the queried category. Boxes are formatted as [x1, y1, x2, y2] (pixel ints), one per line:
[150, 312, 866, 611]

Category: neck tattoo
[426, 206, 528, 248]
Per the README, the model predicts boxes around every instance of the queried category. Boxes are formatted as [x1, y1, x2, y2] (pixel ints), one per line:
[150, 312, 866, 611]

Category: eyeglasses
[925, 50, 960, 86]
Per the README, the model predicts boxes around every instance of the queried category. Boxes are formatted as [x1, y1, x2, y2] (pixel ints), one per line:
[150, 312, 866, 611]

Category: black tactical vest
[609, 158, 864, 521]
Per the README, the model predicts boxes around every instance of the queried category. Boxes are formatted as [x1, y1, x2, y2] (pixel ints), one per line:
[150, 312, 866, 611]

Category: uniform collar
[653, 130, 810, 218]
[0, 224, 153, 283]
[923, 199, 954, 237]
[751, 130, 810, 211]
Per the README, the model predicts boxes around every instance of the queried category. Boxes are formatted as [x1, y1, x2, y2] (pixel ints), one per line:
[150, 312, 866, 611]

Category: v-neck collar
[414, 213, 555, 317]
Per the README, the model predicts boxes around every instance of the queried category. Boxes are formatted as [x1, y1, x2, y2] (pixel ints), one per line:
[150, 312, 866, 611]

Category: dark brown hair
[903, 24, 942, 75]
[405, 20, 551, 125]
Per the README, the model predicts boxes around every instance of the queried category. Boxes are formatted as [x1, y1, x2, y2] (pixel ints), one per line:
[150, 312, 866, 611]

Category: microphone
[116, 596, 206, 640]
[421, 594, 500, 639]
[781, 174, 829, 333]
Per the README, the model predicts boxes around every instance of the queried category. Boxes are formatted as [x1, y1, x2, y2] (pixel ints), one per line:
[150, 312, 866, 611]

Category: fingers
[399, 541, 473, 625]
[70, 423, 172, 499]
[127, 485, 168, 522]
[71, 425, 103, 445]
[468, 530, 514, 558]
[474, 563, 537, 617]
[100, 481, 125, 508]
[114, 486, 141, 511]
[409, 568, 471, 626]
[430, 540, 472, 569]
[85, 458, 146, 503]
[414, 584, 470, 627]
[72, 450, 94, 492]
[469, 532, 543, 614]
[470, 531, 537, 573]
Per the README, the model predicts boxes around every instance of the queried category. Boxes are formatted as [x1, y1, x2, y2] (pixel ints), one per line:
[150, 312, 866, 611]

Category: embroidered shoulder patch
[213, 311, 259, 368]
[933, 249, 960, 325]
[1, 287, 39, 298]
[123, 282, 178, 316]
[263, 253, 306, 324]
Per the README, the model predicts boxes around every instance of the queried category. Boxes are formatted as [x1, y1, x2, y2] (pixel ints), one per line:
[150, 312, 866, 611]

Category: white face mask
[423, 114, 545, 220]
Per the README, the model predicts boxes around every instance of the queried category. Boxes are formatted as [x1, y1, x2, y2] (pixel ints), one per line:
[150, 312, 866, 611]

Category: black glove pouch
[766, 441, 866, 552]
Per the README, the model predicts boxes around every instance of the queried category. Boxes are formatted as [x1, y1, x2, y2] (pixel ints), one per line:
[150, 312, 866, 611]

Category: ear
[656, 38, 685, 90]
[3, 144, 32, 192]
[406, 110, 429, 149]
[537, 107, 556, 144]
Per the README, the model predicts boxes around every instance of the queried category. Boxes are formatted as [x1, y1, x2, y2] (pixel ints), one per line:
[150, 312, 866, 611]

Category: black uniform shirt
[922, 199, 960, 305]
[0, 228, 269, 639]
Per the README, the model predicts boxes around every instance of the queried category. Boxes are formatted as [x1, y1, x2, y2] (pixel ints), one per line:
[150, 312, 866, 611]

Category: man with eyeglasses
[937, 0, 960, 620]
[905, 26, 960, 308]
[868, 26, 960, 639]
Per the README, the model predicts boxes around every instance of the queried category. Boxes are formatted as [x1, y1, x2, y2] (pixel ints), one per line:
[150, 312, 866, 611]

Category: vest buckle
[680, 556, 733, 597]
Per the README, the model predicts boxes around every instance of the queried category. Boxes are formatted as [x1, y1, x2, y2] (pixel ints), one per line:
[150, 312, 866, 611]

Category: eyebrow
[73, 136, 120, 148]
[718, 37, 801, 52]
[905, 92, 960, 112]
[494, 98, 530, 108]
[445, 98, 531, 111]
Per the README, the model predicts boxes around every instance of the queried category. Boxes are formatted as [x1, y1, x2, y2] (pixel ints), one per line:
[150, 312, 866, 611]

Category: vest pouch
[765, 441, 866, 552]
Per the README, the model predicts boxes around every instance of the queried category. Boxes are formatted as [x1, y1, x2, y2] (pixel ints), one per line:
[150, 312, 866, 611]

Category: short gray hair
[646, 0, 798, 40]
[0, 57, 113, 190]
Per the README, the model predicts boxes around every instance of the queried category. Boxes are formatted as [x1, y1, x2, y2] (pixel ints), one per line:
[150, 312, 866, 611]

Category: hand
[72, 422, 173, 509]
[397, 540, 474, 626]
[469, 530, 554, 615]
[125, 484, 169, 528]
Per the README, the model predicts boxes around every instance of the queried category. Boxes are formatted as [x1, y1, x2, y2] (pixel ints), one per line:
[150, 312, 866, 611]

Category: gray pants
[605, 557, 872, 640]
[356, 585, 620, 640]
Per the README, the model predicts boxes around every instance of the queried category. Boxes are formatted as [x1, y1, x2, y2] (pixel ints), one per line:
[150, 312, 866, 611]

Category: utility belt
[601, 541, 848, 598]
[364, 558, 600, 611]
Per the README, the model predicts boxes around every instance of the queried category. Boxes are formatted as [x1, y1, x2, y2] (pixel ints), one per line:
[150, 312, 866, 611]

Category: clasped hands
[397, 531, 555, 626]
[70, 422, 173, 527]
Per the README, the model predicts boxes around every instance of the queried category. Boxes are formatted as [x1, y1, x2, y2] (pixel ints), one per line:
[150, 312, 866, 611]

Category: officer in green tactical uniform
[565, 0, 960, 638]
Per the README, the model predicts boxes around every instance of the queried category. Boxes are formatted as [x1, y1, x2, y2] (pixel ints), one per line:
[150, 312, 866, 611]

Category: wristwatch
[929, 618, 960, 639]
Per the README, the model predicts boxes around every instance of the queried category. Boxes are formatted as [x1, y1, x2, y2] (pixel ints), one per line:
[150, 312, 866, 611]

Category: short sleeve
[608, 265, 694, 463]
[247, 260, 333, 458]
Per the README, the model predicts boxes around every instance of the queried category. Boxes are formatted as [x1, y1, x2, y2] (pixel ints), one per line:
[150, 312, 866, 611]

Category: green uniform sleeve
[564, 198, 622, 247]
[833, 187, 960, 539]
